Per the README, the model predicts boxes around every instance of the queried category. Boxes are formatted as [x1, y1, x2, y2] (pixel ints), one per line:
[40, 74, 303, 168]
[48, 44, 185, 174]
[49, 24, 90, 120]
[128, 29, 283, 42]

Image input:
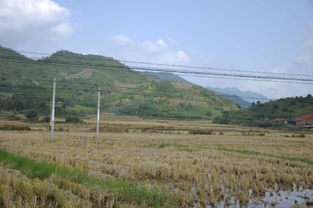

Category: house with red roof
[296, 113, 313, 128]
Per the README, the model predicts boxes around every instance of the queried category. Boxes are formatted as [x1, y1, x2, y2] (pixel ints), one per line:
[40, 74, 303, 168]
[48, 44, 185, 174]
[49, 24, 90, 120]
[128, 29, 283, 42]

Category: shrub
[188, 129, 213, 135]
[42, 116, 50, 122]
[65, 116, 81, 123]
[291, 133, 306, 138]
[206, 111, 212, 117]
[26, 110, 39, 121]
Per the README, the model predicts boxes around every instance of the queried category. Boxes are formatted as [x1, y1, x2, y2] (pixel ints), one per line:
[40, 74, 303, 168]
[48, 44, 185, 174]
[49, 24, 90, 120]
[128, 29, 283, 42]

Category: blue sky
[1, 0, 313, 98]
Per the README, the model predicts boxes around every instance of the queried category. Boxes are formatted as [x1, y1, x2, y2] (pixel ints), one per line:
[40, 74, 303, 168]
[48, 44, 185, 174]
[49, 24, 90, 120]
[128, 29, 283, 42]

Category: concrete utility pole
[96, 88, 101, 138]
[50, 77, 56, 140]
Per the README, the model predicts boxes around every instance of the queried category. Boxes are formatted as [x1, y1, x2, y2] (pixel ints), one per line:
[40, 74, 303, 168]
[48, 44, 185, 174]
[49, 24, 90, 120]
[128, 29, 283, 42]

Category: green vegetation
[214, 95, 313, 126]
[143, 72, 189, 82]
[0, 148, 177, 207]
[158, 143, 187, 149]
[0, 46, 238, 119]
[26, 110, 39, 121]
[218, 94, 250, 108]
[65, 116, 81, 123]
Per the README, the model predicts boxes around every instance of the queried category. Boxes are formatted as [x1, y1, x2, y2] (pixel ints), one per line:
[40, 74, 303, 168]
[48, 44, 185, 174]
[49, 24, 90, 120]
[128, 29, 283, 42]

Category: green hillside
[0, 46, 238, 119]
[143, 72, 190, 83]
[144, 73, 251, 107]
[214, 95, 313, 126]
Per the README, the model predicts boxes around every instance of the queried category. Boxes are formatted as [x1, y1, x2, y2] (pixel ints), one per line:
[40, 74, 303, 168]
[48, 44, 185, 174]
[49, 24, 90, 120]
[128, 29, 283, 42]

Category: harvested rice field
[0, 117, 312, 207]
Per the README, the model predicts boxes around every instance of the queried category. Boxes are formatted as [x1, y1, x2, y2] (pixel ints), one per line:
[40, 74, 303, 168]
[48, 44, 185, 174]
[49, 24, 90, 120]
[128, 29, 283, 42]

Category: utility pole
[50, 77, 56, 140]
[96, 88, 101, 138]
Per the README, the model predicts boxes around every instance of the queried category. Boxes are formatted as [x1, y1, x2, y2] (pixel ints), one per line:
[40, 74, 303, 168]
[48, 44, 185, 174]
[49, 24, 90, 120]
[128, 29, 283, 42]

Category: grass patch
[283, 156, 313, 166]
[0, 148, 177, 207]
[216, 145, 261, 156]
[158, 143, 187, 149]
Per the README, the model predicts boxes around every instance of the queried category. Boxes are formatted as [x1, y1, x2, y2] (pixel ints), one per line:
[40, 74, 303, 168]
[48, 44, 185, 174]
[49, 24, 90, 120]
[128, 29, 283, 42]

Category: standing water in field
[207, 188, 313, 208]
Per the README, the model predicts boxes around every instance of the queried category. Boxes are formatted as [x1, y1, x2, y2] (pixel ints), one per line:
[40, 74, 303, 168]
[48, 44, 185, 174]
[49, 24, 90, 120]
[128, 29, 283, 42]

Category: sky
[0, 0, 313, 99]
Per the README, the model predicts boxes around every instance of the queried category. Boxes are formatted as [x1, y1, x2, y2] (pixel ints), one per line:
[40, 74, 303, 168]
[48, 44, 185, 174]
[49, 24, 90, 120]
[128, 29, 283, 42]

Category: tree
[272, 104, 279, 110]
[282, 107, 288, 112]
[26, 110, 39, 121]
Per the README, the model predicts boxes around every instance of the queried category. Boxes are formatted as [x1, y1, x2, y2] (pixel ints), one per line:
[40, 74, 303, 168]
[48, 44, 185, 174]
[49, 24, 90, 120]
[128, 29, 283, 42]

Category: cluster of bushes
[65, 116, 82, 123]
[213, 110, 287, 128]
[214, 115, 286, 128]
[0, 88, 89, 119]
[26, 110, 39, 121]
[0, 92, 49, 114]
[118, 101, 210, 120]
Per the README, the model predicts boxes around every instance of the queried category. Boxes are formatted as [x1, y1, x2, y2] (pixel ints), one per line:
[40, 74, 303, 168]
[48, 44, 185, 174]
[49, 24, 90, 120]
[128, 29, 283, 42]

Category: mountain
[217, 94, 251, 107]
[207, 87, 270, 104]
[0, 46, 239, 119]
[213, 95, 313, 126]
[206, 87, 251, 107]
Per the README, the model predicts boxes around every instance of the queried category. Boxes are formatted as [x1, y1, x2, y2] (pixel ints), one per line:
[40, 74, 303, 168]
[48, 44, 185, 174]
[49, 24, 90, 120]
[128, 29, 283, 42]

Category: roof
[296, 113, 313, 124]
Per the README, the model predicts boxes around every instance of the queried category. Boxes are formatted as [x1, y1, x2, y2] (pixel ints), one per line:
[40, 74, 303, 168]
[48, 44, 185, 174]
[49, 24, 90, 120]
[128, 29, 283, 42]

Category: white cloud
[272, 67, 287, 73]
[111, 35, 190, 64]
[0, 0, 72, 46]
[113, 35, 132, 45]
[295, 53, 313, 65]
[305, 37, 313, 48]
[159, 50, 190, 64]
[157, 39, 167, 47]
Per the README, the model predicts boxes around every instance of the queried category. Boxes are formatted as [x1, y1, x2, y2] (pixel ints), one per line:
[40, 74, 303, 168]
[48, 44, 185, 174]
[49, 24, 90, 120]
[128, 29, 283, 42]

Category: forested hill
[214, 95, 313, 126]
[0, 46, 239, 119]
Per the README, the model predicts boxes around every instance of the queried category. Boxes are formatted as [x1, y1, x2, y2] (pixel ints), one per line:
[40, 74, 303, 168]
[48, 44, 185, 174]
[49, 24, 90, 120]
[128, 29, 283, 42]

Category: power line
[14, 49, 313, 78]
[147, 71, 313, 85]
[1, 55, 313, 84]
[2, 69, 313, 86]
[132, 67, 313, 83]
[122, 60, 313, 78]
[1, 53, 313, 83]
